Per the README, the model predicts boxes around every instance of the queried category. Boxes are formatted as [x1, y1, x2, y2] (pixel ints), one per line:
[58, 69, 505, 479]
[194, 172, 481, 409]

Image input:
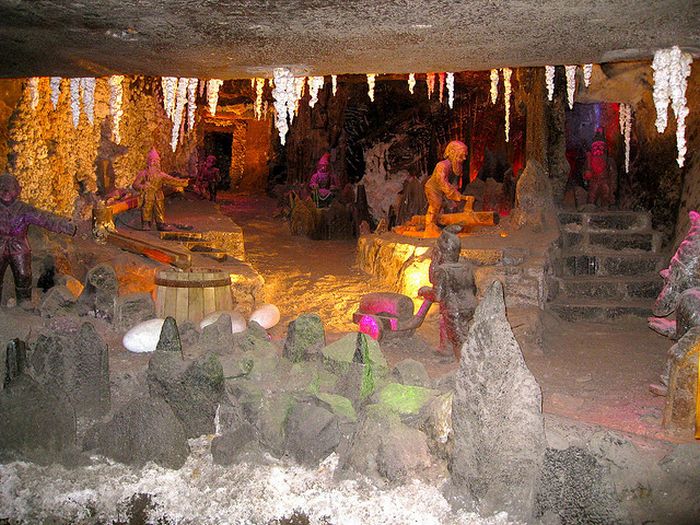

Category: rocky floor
[0, 191, 693, 524]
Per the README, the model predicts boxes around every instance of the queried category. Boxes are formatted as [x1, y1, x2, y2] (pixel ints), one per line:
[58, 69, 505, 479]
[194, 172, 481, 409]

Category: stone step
[557, 251, 665, 277]
[547, 297, 653, 322]
[553, 275, 663, 301]
[560, 229, 661, 253]
[558, 211, 651, 232]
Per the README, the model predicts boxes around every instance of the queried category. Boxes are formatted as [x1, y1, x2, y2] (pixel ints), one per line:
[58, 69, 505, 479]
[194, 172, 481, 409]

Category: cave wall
[277, 73, 526, 222]
[0, 76, 198, 217]
[240, 118, 272, 192]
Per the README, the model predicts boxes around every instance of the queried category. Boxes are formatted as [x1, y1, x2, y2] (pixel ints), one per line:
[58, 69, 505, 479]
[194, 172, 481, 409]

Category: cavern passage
[0, 1, 700, 524]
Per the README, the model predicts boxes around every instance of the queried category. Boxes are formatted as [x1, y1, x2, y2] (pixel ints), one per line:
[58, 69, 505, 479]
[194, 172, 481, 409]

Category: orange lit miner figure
[424, 140, 472, 236]
[132, 148, 188, 231]
[0, 172, 76, 309]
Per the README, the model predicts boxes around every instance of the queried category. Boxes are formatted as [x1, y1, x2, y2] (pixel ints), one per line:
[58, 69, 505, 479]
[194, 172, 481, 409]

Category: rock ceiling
[0, 0, 698, 79]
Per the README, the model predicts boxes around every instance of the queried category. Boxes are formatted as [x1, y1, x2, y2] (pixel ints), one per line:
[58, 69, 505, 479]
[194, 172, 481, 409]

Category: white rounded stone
[122, 318, 165, 353]
[249, 303, 281, 329]
[199, 310, 247, 333]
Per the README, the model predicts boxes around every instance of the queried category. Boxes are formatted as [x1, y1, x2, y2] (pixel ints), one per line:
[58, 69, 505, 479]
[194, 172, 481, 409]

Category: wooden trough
[155, 268, 233, 324]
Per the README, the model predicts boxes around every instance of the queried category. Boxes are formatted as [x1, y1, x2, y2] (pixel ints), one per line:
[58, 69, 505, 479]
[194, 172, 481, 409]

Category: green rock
[226, 378, 263, 414]
[246, 345, 279, 381]
[322, 333, 387, 370]
[316, 392, 357, 422]
[283, 313, 326, 363]
[378, 383, 439, 415]
[257, 392, 297, 455]
[392, 358, 432, 387]
[316, 369, 339, 392]
[322, 333, 387, 400]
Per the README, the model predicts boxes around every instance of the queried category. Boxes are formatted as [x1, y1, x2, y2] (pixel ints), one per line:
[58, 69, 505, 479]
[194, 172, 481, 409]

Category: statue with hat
[309, 152, 339, 207]
[132, 147, 189, 231]
[0, 172, 76, 309]
[424, 140, 472, 236]
[583, 128, 617, 208]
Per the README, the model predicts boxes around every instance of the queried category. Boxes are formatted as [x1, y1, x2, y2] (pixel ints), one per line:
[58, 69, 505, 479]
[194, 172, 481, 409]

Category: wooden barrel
[155, 268, 232, 324]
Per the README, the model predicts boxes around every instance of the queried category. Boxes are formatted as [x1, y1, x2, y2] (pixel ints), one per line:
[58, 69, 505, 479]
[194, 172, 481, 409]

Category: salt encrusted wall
[229, 120, 247, 190]
[4, 76, 198, 217]
[240, 118, 271, 193]
[0, 80, 22, 173]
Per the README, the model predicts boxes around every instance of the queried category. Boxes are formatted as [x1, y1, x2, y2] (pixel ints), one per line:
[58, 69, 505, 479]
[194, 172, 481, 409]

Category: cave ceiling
[0, 0, 698, 79]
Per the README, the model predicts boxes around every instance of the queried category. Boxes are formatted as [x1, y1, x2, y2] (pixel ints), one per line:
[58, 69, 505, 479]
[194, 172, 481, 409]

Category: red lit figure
[309, 153, 339, 207]
[583, 130, 617, 208]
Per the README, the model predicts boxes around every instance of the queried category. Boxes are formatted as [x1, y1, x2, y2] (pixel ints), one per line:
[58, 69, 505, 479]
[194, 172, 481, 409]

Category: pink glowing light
[358, 315, 382, 340]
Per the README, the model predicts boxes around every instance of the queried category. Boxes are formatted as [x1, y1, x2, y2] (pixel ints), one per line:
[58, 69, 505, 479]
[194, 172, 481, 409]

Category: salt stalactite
[446, 72, 454, 109]
[545, 65, 555, 102]
[367, 74, 376, 102]
[565, 65, 577, 109]
[108, 75, 124, 144]
[619, 103, 633, 173]
[268, 78, 274, 88]
[652, 50, 671, 132]
[187, 78, 198, 131]
[70, 78, 81, 128]
[408, 73, 416, 95]
[583, 63, 593, 87]
[426, 73, 435, 100]
[28, 77, 40, 111]
[171, 77, 188, 152]
[49, 77, 61, 109]
[254, 78, 265, 119]
[206, 79, 223, 116]
[490, 69, 499, 104]
[438, 72, 445, 103]
[331, 74, 337, 96]
[250, 78, 255, 88]
[198, 79, 205, 97]
[669, 47, 692, 167]
[652, 46, 693, 166]
[162, 77, 177, 119]
[272, 67, 295, 145]
[502, 68, 512, 142]
[80, 77, 96, 125]
[293, 76, 306, 118]
[308, 76, 324, 108]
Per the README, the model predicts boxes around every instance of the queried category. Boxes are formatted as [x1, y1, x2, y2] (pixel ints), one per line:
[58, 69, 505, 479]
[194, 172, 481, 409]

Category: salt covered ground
[0, 437, 514, 525]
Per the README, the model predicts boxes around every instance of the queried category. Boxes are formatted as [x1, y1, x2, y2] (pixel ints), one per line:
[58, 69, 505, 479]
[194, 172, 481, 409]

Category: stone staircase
[548, 210, 666, 322]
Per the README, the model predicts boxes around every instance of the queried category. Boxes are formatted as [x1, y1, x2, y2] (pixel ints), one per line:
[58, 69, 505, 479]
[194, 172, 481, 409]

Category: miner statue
[424, 140, 472, 236]
[0, 172, 76, 309]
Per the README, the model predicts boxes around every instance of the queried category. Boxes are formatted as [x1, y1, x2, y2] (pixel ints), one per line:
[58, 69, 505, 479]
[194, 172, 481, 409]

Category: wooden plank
[438, 211, 499, 227]
[203, 282, 216, 316]
[163, 274, 178, 320]
[189, 286, 204, 325]
[215, 284, 232, 311]
[106, 231, 192, 269]
[155, 285, 165, 318]
[175, 273, 189, 323]
[189, 271, 203, 323]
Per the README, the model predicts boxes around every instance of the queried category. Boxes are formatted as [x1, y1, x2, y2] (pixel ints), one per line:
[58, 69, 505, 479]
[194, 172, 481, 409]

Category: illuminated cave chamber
[1, 53, 700, 525]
